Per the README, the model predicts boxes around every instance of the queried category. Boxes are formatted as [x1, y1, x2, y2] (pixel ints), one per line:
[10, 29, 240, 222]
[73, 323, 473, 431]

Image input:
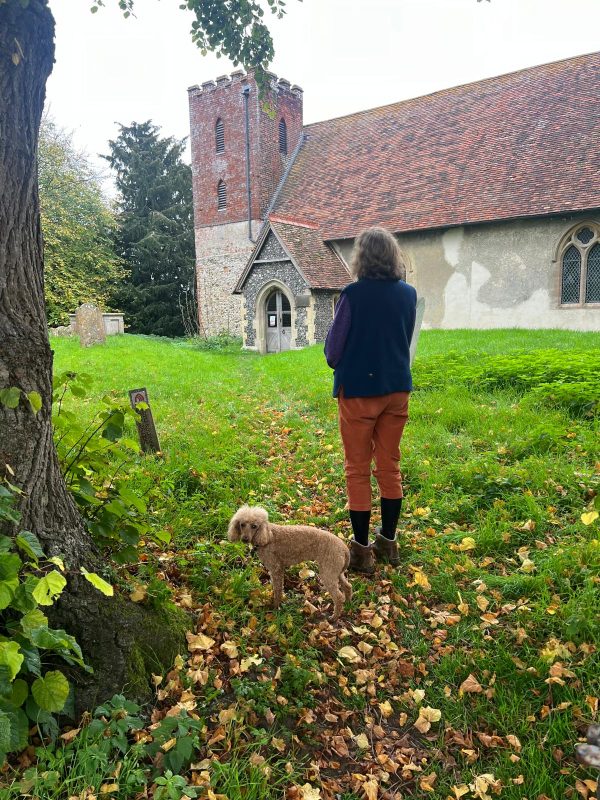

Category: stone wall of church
[195, 221, 261, 336]
[312, 291, 338, 343]
[241, 261, 309, 350]
[332, 212, 600, 331]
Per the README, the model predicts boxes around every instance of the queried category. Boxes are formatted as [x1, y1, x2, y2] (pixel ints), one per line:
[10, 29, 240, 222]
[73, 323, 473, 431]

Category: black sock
[349, 510, 371, 546]
[380, 497, 402, 539]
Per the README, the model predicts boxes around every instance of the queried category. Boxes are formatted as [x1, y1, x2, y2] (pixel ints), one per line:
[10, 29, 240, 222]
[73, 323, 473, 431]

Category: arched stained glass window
[217, 180, 226, 210]
[278, 118, 287, 155]
[215, 118, 225, 153]
[585, 243, 600, 303]
[558, 223, 600, 306]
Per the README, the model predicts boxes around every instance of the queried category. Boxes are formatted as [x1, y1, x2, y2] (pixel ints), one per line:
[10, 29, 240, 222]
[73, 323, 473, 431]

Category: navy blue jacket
[332, 278, 417, 398]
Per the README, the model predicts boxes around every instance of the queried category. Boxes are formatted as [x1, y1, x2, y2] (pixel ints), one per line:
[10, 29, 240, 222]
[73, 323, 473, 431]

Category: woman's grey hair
[350, 226, 407, 281]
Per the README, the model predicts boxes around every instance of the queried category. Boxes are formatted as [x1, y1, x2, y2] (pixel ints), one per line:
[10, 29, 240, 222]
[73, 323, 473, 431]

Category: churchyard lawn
[7, 330, 599, 799]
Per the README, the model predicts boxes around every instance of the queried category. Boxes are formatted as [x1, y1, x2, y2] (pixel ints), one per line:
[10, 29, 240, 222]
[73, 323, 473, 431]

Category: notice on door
[268, 315, 277, 327]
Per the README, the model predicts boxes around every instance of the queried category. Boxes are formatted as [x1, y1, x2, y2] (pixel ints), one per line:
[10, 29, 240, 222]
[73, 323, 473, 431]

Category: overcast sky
[46, 0, 599, 191]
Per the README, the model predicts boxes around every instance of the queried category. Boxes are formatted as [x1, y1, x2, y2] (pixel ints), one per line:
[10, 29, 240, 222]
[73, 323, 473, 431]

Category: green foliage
[89, 0, 292, 90]
[103, 121, 195, 337]
[0, 387, 42, 416]
[52, 370, 164, 561]
[5, 696, 147, 799]
[413, 348, 600, 416]
[0, 487, 91, 764]
[39, 116, 125, 327]
[193, 333, 244, 352]
[145, 712, 203, 775]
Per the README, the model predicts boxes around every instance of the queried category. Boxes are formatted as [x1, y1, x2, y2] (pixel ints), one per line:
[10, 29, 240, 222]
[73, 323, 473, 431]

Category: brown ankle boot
[349, 539, 375, 575]
[373, 530, 400, 566]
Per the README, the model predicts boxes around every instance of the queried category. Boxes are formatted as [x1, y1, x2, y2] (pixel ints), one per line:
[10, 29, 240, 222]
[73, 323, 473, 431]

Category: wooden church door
[265, 290, 292, 353]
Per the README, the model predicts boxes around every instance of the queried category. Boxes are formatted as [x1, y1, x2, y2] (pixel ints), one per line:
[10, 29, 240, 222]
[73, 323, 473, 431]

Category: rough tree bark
[0, 0, 186, 715]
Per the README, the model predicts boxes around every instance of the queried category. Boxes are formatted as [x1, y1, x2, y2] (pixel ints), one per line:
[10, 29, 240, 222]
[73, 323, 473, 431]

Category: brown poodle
[228, 505, 352, 620]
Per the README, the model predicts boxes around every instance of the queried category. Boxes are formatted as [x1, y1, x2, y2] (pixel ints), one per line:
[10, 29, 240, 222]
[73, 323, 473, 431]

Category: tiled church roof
[269, 218, 350, 289]
[233, 217, 350, 293]
[273, 52, 600, 240]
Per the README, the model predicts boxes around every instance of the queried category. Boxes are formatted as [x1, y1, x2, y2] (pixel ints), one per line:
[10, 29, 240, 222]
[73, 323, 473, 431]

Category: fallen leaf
[378, 700, 393, 718]
[419, 773, 437, 792]
[218, 708, 236, 724]
[410, 568, 431, 591]
[129, 585, 147, 602]
[458, 537, 476, 551]
[354, 732, 370, 749]
[414, 706, 441, 733]
[460, 673, 483, 695]
[220, 641, 239, 659]
[338, 645, 361, 663]
[452, 786, 470, 798]
[412, 688, 425, 704]
[186, 632, 215, 652]
[299, 567, 315, 579]
[60, 727, 81, 743]
[363, 778, 378, 800]
[239, 654, 263, 672]
[298, 783, 321, 800]
[581, 511, 599, 525]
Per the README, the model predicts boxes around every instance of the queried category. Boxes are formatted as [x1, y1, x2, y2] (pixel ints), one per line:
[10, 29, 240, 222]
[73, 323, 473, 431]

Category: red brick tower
[188, 71, 303, 335]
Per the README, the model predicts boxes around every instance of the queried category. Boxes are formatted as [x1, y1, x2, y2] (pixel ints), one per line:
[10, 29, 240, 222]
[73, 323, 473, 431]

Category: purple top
[324, 294, 351, 368]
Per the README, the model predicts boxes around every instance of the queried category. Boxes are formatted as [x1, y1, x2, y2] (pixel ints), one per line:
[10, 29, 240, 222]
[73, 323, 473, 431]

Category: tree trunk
[0, 1, 186, 715]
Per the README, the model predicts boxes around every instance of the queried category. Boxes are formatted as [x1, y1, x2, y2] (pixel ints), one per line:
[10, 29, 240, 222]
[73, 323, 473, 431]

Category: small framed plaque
[268, 314, 277, 328]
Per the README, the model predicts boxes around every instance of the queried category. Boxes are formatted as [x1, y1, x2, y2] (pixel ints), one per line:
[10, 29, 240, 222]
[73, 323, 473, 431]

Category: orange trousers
[337, 390, 410, 511]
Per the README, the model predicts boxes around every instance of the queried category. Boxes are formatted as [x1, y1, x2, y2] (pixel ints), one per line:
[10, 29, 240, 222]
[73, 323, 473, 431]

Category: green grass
[5, 328, 599, 799]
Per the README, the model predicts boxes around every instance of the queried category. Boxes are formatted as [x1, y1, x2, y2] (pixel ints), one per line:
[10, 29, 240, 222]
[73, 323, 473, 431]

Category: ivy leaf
[27, 391, 42, 414]
[0, 642, 23, 680]
[0, 711, 12, 753]
[8, 679, 28, 708]
[20, 608, 48, 638]
[16, 531, 45, 562]
[0, 579, 18, 611]
[31, 671, 70, 713]
[0, 387, 21, 409]
[32, 571, 67, 606]
[80, 568, 113, 596]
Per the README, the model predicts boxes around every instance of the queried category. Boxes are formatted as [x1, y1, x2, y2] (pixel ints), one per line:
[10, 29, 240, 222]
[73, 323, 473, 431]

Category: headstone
[409, 296, 426, 366]
[75, 304, 106, 347]
[128, 388, 161, 454]
[49, 325, 74, 337]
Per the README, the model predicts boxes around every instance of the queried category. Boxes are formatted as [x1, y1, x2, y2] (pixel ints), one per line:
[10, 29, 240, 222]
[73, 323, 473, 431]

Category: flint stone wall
[241, 260, 308, 348]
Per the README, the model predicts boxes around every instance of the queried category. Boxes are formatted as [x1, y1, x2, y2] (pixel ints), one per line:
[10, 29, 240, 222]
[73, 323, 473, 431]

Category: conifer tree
[104, 121, 195, 337]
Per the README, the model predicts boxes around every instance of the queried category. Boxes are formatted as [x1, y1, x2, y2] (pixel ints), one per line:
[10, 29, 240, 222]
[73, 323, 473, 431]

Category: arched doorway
[265, 289, 292, 352]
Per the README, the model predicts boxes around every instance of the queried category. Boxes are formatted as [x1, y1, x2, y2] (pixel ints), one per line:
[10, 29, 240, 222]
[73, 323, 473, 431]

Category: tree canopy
[104, 121, 195, 337]
[39, 116, 125, 326]
[90, 0, 290, 88]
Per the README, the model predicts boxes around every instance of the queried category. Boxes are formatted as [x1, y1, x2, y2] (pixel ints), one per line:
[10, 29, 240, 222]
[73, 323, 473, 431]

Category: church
[187, 52, 600, 352]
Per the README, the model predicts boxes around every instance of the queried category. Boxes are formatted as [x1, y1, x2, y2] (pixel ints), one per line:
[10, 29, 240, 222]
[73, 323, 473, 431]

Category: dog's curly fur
[228, 505, 352, 620]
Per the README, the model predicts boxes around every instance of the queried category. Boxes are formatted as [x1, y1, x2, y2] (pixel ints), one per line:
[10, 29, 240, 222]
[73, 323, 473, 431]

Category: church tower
[188, 71, 303, 336]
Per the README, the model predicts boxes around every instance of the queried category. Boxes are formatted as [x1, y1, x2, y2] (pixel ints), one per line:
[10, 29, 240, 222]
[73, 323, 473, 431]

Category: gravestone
[75, 303, 106, 347]
[128, 388, 161, 454]
[409, 296, 426, 366]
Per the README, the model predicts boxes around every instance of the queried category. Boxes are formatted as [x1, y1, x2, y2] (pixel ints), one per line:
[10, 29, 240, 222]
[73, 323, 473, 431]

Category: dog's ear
[253, 508, 272, 547]
[227, 507, 244, 541]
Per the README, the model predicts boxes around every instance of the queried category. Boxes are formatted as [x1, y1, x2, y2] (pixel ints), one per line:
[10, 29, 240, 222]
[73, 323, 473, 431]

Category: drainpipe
[242, 86, 254, 241]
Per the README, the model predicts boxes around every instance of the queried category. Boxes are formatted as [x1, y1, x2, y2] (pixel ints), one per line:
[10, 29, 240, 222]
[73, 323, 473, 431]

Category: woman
[325, 227, 417, 574]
